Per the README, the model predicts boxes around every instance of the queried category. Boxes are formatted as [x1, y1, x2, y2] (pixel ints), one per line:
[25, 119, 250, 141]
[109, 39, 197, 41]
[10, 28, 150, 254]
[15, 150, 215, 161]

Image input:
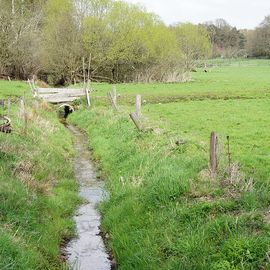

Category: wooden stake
[33, 100, 39, 112]
[113, 85, 117, 106]
[129, 112, 142, 131]
[136, 95, 141, 118]
[83, 57, 86, 88]
[227, 135, 232, 179]
[107, 91, 118, 112]
[210, 132, 218, 177]
[31, 77, 37, 97]
[85, 88, 91, 108]
[7, 99, 11, 117]
[20, 97, 28, 135]
[28, 79, 34, 93]
[82, 57, 91, 107]
[86, 54, 92, 108]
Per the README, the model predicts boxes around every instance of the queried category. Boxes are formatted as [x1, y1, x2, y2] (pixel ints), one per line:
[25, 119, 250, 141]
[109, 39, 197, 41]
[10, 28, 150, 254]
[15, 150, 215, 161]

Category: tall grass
[0, 81, 80, 269]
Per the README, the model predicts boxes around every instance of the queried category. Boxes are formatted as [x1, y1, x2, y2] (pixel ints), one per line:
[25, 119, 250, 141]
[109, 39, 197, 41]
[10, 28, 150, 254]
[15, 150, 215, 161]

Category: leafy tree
[172, 23, 211, 70]
[0, 0, 43, 79]
[41, 0, 82, 84]
[247, 16, 270, 57]
[203, 19, 246, 57]
[81, 1, 180, 82]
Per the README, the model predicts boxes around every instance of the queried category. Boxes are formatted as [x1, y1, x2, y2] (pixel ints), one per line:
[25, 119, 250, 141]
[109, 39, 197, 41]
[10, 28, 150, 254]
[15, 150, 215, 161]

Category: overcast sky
[125, 0, 269, 29]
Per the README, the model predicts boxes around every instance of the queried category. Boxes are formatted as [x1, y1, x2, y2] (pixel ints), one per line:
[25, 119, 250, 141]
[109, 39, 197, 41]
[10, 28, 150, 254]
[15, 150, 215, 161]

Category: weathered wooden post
[19, 99, 25, 118]
[33, 100, 39, 112]
[209, 132, 219, 177]
[129, 112, 142, 131]
[107, 86, 119, 112]
[19, 97, 28, 135]
[28, 79, 34, 95]
[7, 99, 11, 116]
[113, 85, 117, 106]
[85, 87, 91, 108]
[136, 95, 141, 118]
[85, 54, 92, 108]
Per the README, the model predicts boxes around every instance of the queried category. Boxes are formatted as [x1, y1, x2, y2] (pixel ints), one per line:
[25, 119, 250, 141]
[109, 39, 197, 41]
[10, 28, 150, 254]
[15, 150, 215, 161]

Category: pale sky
[125, 0, 270, 29]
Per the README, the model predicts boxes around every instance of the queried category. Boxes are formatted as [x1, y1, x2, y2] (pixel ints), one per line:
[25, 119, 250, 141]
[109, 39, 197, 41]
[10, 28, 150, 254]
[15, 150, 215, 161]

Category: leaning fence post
[112, 85, 117, 106]
[136, 95, 141, 118]
[129, 112, 142, 131]
[107, 90, 119, 112]
[210, 132, 218, 177]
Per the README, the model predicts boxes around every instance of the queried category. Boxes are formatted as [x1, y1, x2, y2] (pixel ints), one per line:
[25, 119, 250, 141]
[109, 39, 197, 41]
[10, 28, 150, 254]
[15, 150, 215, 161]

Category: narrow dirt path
[66, 125, 111, 270]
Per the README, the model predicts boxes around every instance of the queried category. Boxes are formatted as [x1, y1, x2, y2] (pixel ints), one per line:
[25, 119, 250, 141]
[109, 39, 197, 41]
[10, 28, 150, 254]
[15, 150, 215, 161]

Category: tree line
[0, 0, 269, 85]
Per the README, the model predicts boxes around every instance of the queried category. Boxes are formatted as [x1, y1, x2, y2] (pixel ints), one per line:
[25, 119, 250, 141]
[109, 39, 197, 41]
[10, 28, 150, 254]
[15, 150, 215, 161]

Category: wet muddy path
[66, 125, 111, 270]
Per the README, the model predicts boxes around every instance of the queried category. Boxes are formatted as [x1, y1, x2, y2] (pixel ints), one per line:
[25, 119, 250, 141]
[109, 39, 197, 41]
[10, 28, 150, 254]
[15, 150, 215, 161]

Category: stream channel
[65, 125, 112, 270]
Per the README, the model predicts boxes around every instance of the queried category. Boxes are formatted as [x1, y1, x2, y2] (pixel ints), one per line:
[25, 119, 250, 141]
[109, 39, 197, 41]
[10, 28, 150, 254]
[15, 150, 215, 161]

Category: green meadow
[86, 59, 270, 105]
[69, 59, 270, 270]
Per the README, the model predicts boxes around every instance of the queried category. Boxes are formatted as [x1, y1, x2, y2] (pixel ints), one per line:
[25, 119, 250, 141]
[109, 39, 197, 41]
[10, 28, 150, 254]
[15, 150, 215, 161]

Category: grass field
[69, 59, 270, 270]
[0, 80, 29, 99]
[0, 81, 79, 269]
[84, 59, 270, 105]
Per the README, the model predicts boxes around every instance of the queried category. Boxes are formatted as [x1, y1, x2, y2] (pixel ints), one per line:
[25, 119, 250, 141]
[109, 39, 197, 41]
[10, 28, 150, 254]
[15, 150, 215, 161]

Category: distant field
[89, 59, 270, 104]
[115, 59, 270, 181]
[0, 80, 28, 99]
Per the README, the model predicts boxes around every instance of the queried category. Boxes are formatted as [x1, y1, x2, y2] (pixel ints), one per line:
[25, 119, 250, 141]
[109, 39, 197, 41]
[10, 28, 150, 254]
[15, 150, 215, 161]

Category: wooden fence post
[20, 98, 28, 135]
[113, 86, 117, 106]
[107, 90, 119, 112]
[7, 99, 11, 117]
[85, 87, 91, 108]
[129, 112, 142, 131]
[28, 79, 34, 94]
[136, 95, 141, 118]
[210, 132, 218, 177]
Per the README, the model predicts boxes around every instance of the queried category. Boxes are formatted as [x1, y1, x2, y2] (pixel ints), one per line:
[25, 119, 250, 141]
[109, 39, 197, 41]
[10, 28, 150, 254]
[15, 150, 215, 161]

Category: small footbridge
[28, 80, 89, 118]
[28, 79, 88, 104]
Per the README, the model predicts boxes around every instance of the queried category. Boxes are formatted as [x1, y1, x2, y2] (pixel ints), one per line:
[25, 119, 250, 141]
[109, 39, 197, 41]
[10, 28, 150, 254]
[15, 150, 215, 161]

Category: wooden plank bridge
[28, 79, 88, 104]
[34, 87, 86, 104]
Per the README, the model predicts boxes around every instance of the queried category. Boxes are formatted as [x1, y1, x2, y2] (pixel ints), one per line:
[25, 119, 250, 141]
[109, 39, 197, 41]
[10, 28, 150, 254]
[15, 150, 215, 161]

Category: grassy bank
[69, 60, 270, 270]
[0, 81, 79, 269]
[69, 108, 270, 270]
